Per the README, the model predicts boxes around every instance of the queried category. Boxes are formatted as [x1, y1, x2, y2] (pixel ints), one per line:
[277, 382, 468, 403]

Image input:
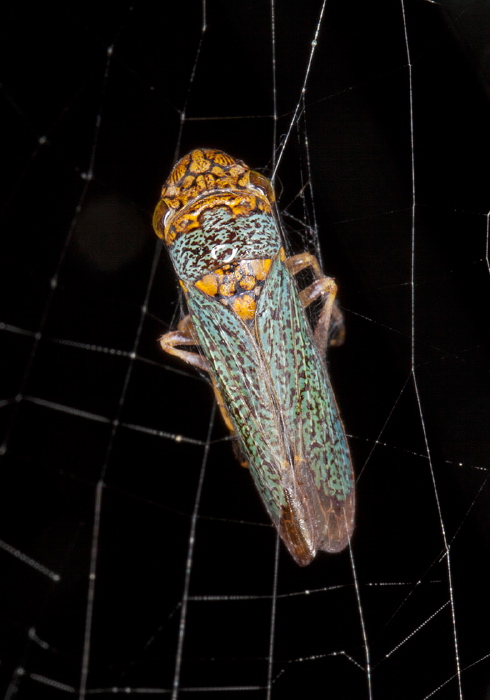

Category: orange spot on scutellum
[252, 258, 272, 280]
[219, 281, 236, 297]
[233, 294, 256, 320]
[195, 275, 219, 296]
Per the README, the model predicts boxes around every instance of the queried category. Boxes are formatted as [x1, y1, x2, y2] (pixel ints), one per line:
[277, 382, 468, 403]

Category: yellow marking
[239, 275, 256, 291]
[233, 294, 256, 320]
[193, 259, 272, 301]
[196, 174, 207, 191]
[179, 280, 188, 293]
[169, 160, 187, 184]
[189, 149, 211, 174]
[251, 258, 272, 280]
[195, 275, 219, 296]
[213, 151, 235, 167]
[219, 280, 236, 297]
[229, 165, 242, 178]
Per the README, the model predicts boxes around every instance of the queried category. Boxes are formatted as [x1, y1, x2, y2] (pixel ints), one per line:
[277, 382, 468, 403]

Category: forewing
[256, 256, 355, 554]
[185, 284, 316, 563]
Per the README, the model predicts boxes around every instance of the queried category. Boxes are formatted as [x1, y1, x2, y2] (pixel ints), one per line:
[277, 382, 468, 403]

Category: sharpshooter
[153, 148, 354, 566]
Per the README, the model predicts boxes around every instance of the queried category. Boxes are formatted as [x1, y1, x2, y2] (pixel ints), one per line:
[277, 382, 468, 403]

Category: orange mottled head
[153, 149, 275, 244]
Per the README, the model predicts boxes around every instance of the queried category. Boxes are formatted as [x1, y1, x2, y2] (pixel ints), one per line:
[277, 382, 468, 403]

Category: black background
[1, 1, 490, 698]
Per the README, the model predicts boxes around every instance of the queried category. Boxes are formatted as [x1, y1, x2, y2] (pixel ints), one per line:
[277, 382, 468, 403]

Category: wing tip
[318, 489, 356, 554]
[278, 489, 355, 565]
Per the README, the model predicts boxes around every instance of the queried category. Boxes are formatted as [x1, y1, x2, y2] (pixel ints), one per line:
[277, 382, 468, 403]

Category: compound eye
[249, 170, 275, 204]
[152, 199, 170, 240]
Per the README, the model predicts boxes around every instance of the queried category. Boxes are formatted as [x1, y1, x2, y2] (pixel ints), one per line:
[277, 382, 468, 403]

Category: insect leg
[212, 379, 249, 468]
[286, 252, 345, 355]
[159, 314, 210, 371]
[161, 315, 247, 464]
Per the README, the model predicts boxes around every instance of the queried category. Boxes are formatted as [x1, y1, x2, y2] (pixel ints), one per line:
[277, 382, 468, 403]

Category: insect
[153, 148, 355, 566]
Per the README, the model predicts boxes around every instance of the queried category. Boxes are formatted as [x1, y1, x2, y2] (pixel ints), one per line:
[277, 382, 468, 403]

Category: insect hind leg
[159, 314, 210, 371]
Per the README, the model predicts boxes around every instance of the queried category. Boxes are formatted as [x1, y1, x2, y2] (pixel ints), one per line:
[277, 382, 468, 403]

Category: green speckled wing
[256, 256, 355, 557]
[186, 253, 354, 565]
[186, 284, 296, 528]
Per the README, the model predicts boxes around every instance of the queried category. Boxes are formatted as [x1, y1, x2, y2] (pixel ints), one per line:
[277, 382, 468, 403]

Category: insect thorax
[169, 199, 282, 322]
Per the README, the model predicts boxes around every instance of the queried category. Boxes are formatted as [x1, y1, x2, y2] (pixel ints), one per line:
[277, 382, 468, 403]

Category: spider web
[1, 0, 490, 698]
